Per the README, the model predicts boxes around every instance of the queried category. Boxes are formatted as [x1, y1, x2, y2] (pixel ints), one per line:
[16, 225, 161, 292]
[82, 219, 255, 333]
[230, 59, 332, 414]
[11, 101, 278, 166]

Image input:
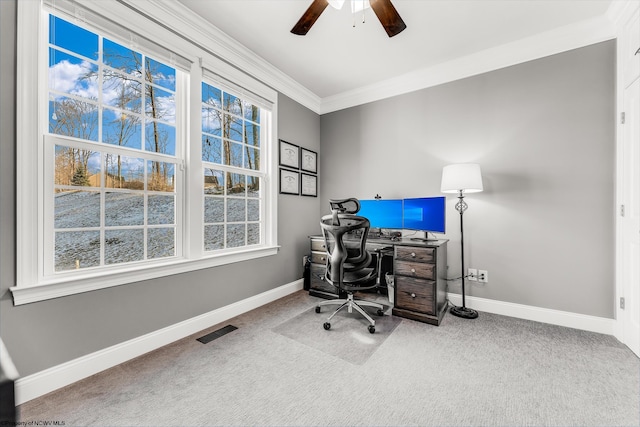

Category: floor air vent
[197, 325, 238, 344]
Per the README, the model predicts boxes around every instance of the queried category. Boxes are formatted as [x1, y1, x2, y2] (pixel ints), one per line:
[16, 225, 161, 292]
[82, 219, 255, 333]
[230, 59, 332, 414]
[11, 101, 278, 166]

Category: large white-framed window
[13, 0, 278, 305]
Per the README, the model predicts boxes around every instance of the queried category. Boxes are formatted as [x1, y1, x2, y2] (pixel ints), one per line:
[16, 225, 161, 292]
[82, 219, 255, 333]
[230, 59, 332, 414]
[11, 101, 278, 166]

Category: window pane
[49, 16, 99, 60]
[247, 177, 260, 198]
[202, 107, 222, 136]
[55, 190, 100, 228]
[223, 141, 243, 168]
[105, 155, 144, 189]
[55, 230, 100, 271]
[55, 146, 100, 187]
[145, 57, 176, 91]
[145, 121, 176, 155]
[243, 101, 260, 124]
[204, 197, 224, 223]
[102, 72, 142, 113]
[227, 224, 245, 248]
[105, 229, 144, 264]
[247, 199, 259, 222]
[225, 114, 243, 142]
[147, 161, 175, 192]
[202, 83, 222, 109]
[202, 135, 222, 163]
[148, 195, 175, 225]
[102, 109, 142, 149]
[49, 48, 98, 96]
[105, 192, 144, 226]
[244, 146, 259, 170]
[145, 85, 175, 123]
[227, 198, 245, 222]
[204, 225, 224, 251]
[245, 122, 260, 149]
[49, 97, 99, 141]
[223, 92, 242, 116]
[248, 223, 260, 245]
[103, 38, 142, 74]
[204, 169, 224, 194]
[227, 173, 246, 195]
[147, 227, 175, 259]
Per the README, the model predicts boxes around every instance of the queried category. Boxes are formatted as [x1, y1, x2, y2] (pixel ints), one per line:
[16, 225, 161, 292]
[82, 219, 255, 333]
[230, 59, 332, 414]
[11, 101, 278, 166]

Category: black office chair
[315, 198, 385, 334]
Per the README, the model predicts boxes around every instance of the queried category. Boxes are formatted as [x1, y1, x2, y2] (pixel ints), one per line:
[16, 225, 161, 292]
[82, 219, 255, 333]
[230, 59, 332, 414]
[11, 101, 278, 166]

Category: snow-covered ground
[54, 190, 259, 271]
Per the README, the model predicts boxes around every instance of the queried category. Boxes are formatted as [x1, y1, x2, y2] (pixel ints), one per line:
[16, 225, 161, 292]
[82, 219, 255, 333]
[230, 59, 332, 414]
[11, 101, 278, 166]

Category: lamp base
[449, 305, 478, 319]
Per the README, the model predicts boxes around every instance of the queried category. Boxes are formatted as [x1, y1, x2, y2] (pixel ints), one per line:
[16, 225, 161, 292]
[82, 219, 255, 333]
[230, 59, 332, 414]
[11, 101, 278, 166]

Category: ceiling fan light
[328, 0, 345, 10]
[350, 0, 371, 14]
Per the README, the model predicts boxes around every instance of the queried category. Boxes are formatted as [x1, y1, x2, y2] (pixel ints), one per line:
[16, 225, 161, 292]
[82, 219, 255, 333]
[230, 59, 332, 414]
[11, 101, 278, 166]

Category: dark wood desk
[307, 235, 448, 326]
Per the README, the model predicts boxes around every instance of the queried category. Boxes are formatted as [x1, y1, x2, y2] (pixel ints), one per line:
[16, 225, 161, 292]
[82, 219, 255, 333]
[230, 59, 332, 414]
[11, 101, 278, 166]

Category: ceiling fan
[291, 0, 407, 38]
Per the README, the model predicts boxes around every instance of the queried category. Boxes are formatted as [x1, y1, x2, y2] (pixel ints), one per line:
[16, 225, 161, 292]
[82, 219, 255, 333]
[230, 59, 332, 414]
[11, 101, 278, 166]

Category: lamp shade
[441, 163, 483, 193]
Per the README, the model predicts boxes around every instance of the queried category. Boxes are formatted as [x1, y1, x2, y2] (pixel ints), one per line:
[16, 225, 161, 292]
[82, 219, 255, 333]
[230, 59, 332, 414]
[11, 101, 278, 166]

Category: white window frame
[12, 0, 278, 305]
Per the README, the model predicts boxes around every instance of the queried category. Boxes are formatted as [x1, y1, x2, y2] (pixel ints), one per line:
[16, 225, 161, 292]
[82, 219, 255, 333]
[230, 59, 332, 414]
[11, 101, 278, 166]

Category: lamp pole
[450, 189, 478, 319]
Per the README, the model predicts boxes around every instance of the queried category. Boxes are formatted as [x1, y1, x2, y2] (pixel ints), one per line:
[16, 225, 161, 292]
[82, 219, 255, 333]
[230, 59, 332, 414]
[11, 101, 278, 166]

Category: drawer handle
[322, 244, 326, 249]
[410, 252, 416, 257]
[321, 257, 326, 261]
[411, 293, 416, 298]
[411, 268, 416, 273]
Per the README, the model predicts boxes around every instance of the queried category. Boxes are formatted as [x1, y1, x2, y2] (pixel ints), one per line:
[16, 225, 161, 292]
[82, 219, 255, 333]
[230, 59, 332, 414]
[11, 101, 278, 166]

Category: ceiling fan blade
[291, 0, 330, 35]
[369, 0, 407, 37]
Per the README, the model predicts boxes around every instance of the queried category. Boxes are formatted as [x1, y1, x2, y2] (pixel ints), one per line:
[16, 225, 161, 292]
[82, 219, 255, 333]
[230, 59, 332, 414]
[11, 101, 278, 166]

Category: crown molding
[121, 0, 322, 114]
[117, 1, 618, 116]
[606, 0, 639, 28]
[319, 14, 616, 114]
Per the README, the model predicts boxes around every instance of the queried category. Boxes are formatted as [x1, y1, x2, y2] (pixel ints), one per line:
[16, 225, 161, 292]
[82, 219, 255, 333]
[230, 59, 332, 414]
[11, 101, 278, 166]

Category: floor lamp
[441, 163, 483, 319]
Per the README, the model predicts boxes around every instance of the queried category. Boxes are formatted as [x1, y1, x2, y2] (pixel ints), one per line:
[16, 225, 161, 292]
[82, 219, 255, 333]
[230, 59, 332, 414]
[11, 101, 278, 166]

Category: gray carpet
[18, 290, 640, 427]
[272, 301, 401, 365]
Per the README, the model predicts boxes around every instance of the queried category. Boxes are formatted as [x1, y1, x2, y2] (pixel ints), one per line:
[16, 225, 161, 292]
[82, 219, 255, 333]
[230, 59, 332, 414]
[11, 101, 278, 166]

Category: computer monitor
[358, 199, 403, 229]
[403, 196, 446, 234]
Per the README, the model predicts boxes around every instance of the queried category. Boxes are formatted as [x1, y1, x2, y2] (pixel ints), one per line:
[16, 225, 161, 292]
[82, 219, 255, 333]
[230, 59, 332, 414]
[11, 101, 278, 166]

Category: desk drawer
[310, 251, 328, 265]
[310, 239, 327, 252]
[395, 246, 435, 263]
[395, 260, 435, 280]
[395, 276, 435, 315]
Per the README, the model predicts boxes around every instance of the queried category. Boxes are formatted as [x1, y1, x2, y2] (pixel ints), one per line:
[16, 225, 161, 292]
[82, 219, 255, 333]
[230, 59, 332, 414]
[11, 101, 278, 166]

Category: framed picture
[301, 148, 317, 174]
[279, 168, 300, 195]
[301, 173, 317, 197]
[279, 140, 300, 169]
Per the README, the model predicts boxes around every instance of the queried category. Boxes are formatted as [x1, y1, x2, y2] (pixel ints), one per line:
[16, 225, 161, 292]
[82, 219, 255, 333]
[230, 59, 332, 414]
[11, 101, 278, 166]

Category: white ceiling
[176, 0, 613, 108]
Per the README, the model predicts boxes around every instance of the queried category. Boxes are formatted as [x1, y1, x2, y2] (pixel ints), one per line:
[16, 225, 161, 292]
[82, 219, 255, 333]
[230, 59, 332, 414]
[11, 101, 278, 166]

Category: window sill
[10, 245, 279, 305]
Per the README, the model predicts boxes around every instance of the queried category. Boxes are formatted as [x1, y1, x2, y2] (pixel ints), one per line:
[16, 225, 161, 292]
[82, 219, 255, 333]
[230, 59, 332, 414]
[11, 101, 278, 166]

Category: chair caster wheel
[377, 309, 384, 316]
[315, 306, 321, 313]
[368, 325, 375, 334]
[323, 322, 331, 330]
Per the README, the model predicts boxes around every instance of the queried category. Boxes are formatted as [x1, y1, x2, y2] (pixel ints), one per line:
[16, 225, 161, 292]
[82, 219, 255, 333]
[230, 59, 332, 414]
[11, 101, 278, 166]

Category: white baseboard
[447, 293, 615, 335]
[14, 279, 304, 405]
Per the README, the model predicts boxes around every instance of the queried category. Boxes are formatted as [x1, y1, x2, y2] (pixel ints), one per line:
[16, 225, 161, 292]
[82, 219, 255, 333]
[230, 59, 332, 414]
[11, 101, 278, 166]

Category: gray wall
[0, 0, 321, 377]
[320, 40, 616, 318]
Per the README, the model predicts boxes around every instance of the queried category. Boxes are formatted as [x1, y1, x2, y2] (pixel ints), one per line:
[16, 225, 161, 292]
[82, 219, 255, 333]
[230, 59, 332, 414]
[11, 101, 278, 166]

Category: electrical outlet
[478, 270, 488, 283]
[468, 268, 477, 281]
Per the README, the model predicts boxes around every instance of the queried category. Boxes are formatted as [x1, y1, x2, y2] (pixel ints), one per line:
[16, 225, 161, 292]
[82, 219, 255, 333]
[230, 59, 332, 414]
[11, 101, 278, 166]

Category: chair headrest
[328, 198, 360, 214]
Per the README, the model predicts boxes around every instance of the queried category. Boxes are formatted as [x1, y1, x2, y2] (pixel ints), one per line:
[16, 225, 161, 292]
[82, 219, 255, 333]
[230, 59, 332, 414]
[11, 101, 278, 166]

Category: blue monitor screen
[403, 197, 446, 233]
[358, 199, 403, 229]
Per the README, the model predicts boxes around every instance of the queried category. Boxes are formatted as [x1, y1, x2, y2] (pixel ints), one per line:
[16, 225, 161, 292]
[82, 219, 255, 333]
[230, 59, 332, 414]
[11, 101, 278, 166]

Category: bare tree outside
[50, 22, 178, 271]
[202, 82, 262, 250]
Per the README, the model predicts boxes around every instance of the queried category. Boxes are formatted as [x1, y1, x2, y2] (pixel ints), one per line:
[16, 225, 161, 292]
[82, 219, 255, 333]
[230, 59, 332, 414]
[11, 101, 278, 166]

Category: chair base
[316, 293, 385, 333]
